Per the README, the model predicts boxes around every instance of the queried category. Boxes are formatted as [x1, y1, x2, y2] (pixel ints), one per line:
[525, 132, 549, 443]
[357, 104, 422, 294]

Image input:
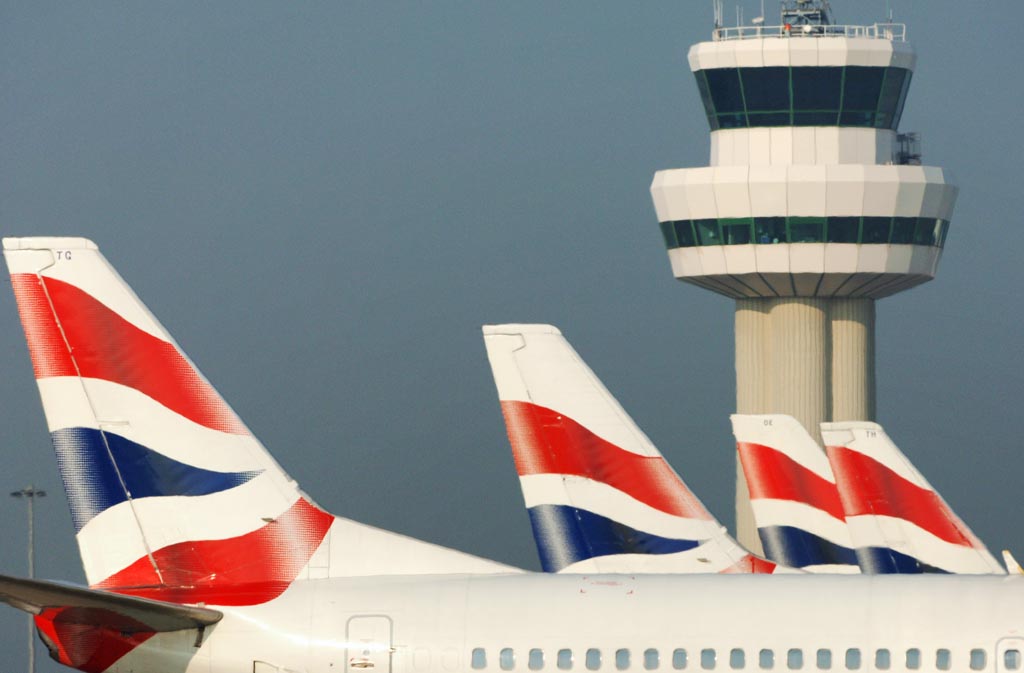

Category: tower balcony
[650, 165, 956, 299]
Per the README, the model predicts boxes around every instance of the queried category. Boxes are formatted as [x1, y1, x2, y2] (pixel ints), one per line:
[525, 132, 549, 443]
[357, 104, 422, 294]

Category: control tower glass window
[660, 217, 951, 250]
[841, 66, 885, 126]
[792, 67, 842, 126]
[743, 67, 791, 127]
[694, 66, 912, 130]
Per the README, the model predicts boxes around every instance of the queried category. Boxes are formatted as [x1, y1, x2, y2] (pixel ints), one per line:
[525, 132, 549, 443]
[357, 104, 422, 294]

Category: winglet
[1003, 550, 1024, 575]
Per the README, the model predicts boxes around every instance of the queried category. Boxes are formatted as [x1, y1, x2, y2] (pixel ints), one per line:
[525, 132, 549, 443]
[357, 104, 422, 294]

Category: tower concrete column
[735, 298, 771, 414]
[831, 298, 876, 423]
[734, 298, 771, 554]
[769, 298, 830, 446]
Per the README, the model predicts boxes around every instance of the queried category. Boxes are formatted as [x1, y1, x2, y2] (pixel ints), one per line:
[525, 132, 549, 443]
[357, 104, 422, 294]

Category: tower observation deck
[649, 1, 957, 551]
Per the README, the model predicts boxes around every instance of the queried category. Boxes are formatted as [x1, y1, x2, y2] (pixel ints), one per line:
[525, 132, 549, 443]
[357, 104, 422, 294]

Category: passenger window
[702, 649, 717, 670]
[530, 649, 545, 671]
[935, 649, 950, 671]
[472, 648, 487, 670]
[501, 649, 516, 671]
[1005, 650, 1021, 671]
[617, 650, 631, 671]
[587, 649, 602, 671]
[673, 649, 688, 670]
[558, 650, 574, 671]
[730, 649, 745, 670]
[970, 650, 986, 671]
[844, 649, 860, 670]
[644, 649, 660, 670]
[874, 650, 890, 671]
[816, 650, 831, 670]
[787, 650, 803, 670]
[906, 649, 920, 670]
[759, 649, 774, 669]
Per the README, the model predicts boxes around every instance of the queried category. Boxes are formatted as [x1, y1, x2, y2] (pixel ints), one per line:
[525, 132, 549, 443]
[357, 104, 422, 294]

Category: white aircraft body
[2, 238, 1024, 673]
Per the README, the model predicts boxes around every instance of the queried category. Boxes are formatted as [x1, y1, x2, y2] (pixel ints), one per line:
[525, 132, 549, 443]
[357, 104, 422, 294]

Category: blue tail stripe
[757, 525, 859, 568]
[856, 546, 950, 574]
[527, 504, 701, 572]
[51, 427, 262, 532]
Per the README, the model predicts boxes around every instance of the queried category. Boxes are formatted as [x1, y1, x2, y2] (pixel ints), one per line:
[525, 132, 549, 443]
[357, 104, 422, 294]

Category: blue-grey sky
[2, 2, 1023, 670]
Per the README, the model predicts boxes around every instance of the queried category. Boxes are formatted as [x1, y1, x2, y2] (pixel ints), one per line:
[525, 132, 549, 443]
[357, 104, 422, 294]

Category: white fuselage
[113, 574, 1024, 673]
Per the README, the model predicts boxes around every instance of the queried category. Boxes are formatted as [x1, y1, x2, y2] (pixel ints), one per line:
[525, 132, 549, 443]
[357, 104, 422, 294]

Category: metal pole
[12, 485, 45, 673]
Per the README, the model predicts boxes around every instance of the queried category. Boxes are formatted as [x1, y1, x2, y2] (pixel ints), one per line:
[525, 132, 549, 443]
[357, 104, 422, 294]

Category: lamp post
[11, 485, 46, 673]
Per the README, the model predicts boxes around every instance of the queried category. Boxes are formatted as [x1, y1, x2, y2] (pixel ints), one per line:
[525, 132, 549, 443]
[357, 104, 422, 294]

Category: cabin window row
[469, 647, 1008, 672]
[658, 217, 950, 250]
[694, 66, 912, 131]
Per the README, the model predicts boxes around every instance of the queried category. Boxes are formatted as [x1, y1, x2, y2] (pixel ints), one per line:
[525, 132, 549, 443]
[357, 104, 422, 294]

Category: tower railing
[712, 22, 905, 42]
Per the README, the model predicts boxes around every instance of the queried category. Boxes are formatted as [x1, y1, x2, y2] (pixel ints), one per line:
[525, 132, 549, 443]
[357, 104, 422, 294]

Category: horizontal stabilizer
[0, 572, 222, 632]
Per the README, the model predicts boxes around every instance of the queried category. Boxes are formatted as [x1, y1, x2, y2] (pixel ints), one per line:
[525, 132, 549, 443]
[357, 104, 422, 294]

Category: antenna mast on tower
[780, 0, 834, 26]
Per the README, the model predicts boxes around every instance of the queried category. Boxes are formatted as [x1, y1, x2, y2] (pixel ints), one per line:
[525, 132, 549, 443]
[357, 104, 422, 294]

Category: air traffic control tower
[649, 0, 957, 551]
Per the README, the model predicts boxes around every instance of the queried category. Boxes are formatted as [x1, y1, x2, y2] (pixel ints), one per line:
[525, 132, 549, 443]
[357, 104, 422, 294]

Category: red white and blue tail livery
[483, 324, 777, 574]
[3, 237, 516, 672]
[822, 421, 1004, 575]
[733, 415, 859, 574]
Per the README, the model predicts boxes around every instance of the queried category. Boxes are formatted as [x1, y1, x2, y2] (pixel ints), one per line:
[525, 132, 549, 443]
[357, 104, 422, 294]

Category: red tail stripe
[500, 400, 712, 520]
[737, 442, 846, 521]
[94, 498, 334, 606]
[827, 445, 976, 547]
[720, 554, 777, 574]
[10, 274, 248, 435]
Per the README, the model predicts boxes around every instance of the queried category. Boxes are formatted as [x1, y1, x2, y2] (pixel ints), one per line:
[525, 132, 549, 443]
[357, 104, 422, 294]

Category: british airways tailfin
[482, 324, 776, 574]
[822, 421, 1004, 575]
[732, 414, 860, 573]
[3, 237, 516, 607]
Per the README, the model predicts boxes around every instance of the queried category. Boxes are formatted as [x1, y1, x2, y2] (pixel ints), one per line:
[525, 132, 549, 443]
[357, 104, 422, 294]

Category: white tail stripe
[558, 541, 749, 574]
[39, 377, 275, 473]
[77, 483, 300, 584]
[484, 326, 662, 457]
[733, 414, 835, 481]
[845, 515, 1005, 574]
[749, 499, 854, 546]
[520, 474, 725, 541]
[4, 239, 170, 342]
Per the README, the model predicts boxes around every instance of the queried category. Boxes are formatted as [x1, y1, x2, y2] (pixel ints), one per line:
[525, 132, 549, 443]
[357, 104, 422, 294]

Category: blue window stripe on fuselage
[757, 525, 859, 568]
[51, 427, 263, 532]
[527, 504, 701, 573]
[856, 546, 950, 574]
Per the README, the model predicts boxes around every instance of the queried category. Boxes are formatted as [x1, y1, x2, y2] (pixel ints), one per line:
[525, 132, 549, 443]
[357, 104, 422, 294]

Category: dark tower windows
[693, 66, 912, 130]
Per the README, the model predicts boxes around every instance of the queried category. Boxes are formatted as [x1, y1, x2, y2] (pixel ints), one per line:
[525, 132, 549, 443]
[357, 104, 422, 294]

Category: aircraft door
[346, 615, 393, 673]
[996, 638, 1024, 673]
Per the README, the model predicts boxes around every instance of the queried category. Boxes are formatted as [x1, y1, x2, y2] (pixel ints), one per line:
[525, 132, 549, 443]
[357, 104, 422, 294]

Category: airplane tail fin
[732, 414, 859, 573]
[483, 324, 773, 574]
[822, 422, 1004, 574]
[4, 237, 515, 606]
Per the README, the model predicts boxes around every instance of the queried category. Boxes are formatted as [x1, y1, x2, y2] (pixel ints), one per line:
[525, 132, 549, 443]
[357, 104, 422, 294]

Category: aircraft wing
[0, 572, 222, 632]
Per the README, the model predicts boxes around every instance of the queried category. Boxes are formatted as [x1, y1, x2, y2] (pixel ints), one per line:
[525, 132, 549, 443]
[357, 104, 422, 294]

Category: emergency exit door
[346, 615, 393, 673]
